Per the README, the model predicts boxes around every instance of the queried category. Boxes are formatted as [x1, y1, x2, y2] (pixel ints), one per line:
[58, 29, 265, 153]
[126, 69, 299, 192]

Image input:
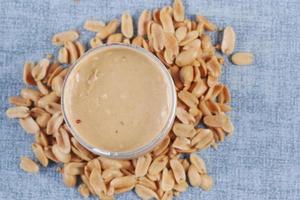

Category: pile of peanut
[6, 0, 253, 199]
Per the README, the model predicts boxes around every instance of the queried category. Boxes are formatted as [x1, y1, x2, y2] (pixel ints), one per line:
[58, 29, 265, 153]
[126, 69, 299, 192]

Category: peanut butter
[63, 45, 172, 152]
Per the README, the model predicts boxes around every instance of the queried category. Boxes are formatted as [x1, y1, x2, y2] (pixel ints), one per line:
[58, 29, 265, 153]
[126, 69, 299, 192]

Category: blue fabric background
[0, 0, 300, 199]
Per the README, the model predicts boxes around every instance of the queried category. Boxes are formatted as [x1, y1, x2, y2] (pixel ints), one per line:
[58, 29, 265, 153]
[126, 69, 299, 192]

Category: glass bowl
[61, 43, 177, 159]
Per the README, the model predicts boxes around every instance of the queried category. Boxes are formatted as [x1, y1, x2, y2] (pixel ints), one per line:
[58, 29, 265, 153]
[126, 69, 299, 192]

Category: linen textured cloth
[0, 0, 300, 199]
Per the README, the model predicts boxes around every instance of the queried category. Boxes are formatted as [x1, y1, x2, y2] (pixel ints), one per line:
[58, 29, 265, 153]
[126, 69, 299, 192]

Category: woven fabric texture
[0, 0, 300, 199]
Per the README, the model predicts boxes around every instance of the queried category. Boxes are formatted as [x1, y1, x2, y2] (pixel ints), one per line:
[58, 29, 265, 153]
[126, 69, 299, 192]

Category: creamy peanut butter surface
[63, 45, 172, 152]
